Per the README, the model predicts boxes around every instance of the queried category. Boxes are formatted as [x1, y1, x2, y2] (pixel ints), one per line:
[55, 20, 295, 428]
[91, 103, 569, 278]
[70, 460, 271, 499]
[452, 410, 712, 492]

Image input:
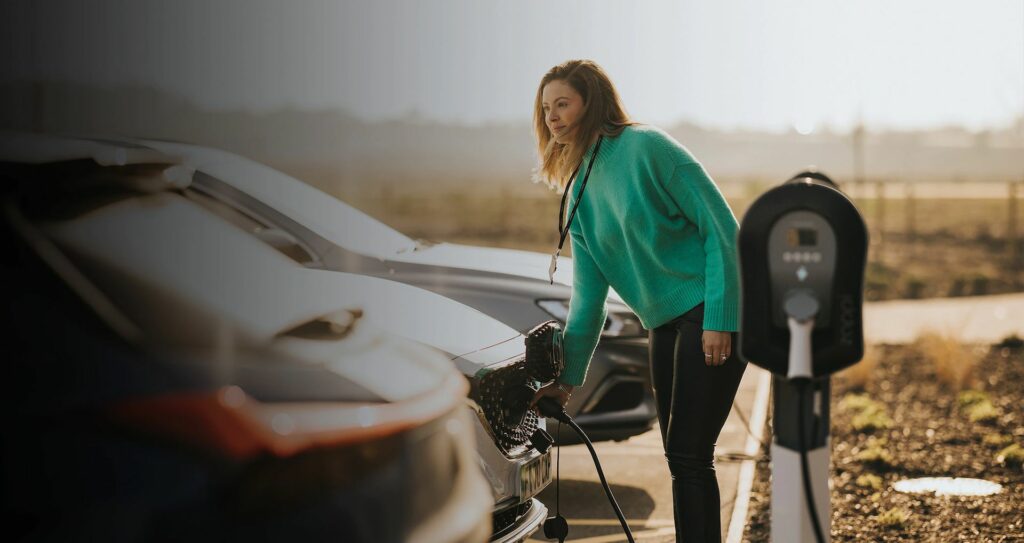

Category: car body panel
[1, 150, 494, 543]
[138, 139, 657, 443]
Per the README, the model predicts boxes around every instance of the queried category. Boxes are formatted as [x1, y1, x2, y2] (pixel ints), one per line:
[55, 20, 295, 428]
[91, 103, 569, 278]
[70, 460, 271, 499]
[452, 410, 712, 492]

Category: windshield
[142, 141, 418, 259]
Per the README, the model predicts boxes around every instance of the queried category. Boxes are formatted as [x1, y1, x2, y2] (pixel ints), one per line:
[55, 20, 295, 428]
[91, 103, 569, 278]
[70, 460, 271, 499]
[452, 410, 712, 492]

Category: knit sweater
[559, 124, 740, 387]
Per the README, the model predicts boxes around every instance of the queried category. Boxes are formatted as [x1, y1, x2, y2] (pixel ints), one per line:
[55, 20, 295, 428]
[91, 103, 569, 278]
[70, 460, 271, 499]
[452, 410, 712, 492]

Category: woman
[530, 59, 747, 543]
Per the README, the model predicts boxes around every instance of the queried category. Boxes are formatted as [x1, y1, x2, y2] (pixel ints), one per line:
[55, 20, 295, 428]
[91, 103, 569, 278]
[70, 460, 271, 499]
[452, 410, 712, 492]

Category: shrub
[856, 473, 883, 490]
[841, 393, 894, 433]
[865, 262, 897, 301]
[997, 444, 1024, 467]
[839, 341, 880, 391]
[875, 507, 910, 529]
[856, 437, 893, 467]
[996, 334, 1024, 350]
[912, 330, 979, 390]
[970, 273, 991, 296]
[902, 276, 927, 299]
[983, 433, 1013, 447]
[852, 410, 895, 433]
[840, 393, 880, 413]
[957, 389, 989, 408]
[964, 399, 1000, 423]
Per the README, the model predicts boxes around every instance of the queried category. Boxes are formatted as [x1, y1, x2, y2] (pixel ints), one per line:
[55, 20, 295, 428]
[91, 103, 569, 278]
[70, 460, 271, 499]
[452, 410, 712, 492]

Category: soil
[742, 342, 1024, 542]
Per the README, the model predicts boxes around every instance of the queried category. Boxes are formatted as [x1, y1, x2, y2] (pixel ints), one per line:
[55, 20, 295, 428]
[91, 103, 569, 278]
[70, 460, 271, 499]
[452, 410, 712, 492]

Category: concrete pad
[529, 364, 772, 542]
[864, 293, 1024, 344]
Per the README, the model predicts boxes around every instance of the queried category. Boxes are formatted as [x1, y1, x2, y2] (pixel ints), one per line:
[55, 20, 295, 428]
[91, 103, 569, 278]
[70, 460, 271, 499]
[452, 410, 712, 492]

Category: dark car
[0, 135, 496, 543]
[0, 131, 556, 542]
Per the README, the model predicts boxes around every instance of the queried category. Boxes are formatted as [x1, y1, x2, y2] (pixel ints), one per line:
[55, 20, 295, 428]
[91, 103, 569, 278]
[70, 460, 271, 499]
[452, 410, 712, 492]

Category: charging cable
[537, 396, 636, 543]
[792, 378, 827, 543]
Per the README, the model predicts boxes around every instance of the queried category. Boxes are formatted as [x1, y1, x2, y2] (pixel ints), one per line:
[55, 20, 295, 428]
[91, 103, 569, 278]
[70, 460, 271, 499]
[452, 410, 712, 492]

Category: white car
[134, 137, 657, 445]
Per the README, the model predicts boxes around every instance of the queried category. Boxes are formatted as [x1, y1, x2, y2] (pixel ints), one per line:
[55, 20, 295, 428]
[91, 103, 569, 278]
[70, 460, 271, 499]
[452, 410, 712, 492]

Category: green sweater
[560, 124, 740, 387]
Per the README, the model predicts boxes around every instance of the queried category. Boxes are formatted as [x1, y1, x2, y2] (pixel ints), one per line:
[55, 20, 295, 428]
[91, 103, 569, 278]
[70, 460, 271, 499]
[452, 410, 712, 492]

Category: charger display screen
[787, 228, 818, 247]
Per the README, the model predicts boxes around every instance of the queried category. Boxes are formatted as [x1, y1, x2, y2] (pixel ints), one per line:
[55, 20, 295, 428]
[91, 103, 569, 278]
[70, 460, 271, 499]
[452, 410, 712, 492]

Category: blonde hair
[532, 60, 635, 191]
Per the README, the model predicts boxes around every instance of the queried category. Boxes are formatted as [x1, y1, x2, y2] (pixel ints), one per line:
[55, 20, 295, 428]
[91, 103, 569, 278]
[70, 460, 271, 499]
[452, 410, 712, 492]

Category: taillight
[105, 371, 468, 461]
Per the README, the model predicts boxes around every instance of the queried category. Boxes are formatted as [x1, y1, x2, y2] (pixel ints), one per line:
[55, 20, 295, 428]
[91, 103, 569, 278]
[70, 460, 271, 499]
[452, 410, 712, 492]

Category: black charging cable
[793, 379, 827, 543]
[544, 422, 569, 542]
[537, 396, 636, 543]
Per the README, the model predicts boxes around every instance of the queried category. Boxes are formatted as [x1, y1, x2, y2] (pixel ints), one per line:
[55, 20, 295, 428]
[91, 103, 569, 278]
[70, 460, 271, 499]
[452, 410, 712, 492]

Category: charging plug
[536, 396, 571, 423]
[543, 515, 569, 542]
[530, 428, 554, 454]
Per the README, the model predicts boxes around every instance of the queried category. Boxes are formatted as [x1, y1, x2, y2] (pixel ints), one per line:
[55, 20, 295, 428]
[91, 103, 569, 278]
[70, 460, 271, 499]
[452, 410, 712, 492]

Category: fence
[845, 181, 1024, 295]
[351, 178, 1024, 299]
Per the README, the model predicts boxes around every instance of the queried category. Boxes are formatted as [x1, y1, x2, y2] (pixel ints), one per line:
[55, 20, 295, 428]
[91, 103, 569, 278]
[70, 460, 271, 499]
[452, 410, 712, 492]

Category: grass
[911, 330, 980, 390]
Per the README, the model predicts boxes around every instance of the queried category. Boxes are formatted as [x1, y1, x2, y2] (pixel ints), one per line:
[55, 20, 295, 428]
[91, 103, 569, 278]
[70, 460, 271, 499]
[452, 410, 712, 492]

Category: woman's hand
[530, 381, 575, 414]
[702, 330, 732, 366]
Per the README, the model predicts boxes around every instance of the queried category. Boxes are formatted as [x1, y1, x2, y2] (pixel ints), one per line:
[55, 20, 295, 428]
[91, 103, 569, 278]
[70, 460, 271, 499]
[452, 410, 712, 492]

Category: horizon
[8, 78, 1024, 138]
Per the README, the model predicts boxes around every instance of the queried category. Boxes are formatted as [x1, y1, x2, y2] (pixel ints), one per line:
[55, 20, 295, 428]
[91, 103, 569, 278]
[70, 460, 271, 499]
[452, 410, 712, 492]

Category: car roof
[135, 138, 419, 259]
[0, 131, 180, 167]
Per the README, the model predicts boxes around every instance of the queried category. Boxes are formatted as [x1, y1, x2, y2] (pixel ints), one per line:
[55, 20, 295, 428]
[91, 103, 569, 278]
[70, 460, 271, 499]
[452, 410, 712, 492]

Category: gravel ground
[742, 341, 1024, 542]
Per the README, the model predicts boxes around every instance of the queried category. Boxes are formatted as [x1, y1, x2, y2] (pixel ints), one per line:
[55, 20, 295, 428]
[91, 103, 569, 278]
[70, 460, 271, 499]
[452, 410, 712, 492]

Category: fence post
[875, 181, 885, 263]
[905, 183, 915, 259]
[1010, 181, 1020, 287]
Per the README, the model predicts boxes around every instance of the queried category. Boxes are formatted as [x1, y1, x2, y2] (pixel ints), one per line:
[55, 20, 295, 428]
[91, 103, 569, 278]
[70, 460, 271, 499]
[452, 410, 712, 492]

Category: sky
[2, 0, 1023, 132]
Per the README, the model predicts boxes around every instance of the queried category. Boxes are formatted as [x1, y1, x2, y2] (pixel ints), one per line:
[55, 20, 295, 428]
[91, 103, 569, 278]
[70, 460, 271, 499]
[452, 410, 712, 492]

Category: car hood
[136, 139, 624, 305]
[299, 270, 525, 373]
[389, 241, 625, 303]
[40, 193, 522, 372]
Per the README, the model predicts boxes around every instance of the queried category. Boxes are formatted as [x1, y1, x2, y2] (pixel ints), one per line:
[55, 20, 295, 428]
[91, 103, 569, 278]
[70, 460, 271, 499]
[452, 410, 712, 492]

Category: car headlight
[537, 299, 645, 338]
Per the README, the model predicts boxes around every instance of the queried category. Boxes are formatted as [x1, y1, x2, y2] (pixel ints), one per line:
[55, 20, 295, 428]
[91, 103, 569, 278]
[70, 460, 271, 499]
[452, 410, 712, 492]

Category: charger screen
[787, 228, 818, 247]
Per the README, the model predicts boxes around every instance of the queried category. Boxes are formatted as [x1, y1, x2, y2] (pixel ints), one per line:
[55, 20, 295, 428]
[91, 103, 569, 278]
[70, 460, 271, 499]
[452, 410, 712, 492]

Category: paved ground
[863, 292, 1024, 344]
[525, 293, 1024, 542]
[528, 365, 771, 543]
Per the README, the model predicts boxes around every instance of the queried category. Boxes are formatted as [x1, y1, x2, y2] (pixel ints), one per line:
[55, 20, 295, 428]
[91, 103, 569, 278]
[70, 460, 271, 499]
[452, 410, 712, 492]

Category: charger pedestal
[738, 172, 868, 543]
[771, 377, 831, 543]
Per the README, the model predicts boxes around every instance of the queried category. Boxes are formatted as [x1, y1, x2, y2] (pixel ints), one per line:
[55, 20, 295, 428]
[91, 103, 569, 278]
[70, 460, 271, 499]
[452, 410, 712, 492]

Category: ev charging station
[737, 172, 869, 543]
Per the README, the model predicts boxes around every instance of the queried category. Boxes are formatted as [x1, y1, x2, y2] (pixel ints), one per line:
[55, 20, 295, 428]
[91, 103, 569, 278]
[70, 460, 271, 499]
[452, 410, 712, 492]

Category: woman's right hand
[530, 381, 575, 414]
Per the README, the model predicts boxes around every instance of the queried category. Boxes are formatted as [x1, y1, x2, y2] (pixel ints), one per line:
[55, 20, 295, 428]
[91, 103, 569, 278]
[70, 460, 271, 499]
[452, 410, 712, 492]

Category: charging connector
[536, 397, 635, 543]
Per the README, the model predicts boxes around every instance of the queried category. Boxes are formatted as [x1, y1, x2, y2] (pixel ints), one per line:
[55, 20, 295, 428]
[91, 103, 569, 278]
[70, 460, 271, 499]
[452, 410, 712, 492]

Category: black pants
[649, 303, 747, 543]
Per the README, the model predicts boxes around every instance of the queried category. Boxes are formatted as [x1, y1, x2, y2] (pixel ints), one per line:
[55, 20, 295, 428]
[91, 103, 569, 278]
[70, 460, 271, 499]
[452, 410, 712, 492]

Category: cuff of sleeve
[558, 357, 590, 387]
[703, 301, 738, 332]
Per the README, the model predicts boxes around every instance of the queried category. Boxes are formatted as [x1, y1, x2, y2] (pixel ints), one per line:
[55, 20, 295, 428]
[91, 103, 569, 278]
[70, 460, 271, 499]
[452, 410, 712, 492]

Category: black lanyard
[548, 135, 604, 284]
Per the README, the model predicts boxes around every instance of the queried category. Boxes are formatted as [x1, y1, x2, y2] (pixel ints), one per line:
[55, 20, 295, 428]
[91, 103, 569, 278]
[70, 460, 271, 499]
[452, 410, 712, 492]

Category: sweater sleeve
[662, 162, 740, 331]
[559, 228, 610, 387]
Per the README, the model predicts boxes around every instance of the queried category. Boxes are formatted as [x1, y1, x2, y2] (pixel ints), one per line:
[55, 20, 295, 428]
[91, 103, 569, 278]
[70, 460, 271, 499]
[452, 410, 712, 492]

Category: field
[337, 179, 1024, 302]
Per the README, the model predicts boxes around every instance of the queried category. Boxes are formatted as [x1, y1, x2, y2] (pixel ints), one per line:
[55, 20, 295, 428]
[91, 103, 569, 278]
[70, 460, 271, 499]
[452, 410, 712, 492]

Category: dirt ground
[742, 341, 1024, 542]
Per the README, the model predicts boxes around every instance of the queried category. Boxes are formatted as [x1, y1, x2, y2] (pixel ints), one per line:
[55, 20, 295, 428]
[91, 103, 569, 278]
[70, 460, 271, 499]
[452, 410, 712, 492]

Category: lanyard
[548, 135, 604, 284]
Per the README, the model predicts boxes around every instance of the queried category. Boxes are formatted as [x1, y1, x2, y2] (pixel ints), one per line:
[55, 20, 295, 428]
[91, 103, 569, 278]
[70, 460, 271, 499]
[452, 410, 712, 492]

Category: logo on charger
[840, 295, 855, 346]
